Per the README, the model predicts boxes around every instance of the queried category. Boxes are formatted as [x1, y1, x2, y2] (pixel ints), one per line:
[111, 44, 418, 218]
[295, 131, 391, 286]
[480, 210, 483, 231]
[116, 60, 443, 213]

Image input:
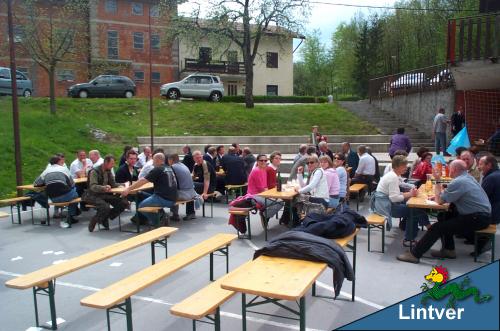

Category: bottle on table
[276, 171, 282, 192]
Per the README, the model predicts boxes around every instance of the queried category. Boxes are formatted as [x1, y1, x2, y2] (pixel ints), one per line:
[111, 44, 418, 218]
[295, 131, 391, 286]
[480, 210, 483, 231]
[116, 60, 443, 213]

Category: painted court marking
[10, 256, 23, 261]
[42, 251, 54, 255]
[109, 262, 123, 267]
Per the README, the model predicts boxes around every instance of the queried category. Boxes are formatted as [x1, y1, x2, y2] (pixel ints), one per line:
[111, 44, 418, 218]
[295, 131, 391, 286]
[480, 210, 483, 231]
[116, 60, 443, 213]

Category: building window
[133, 32, 144, 49]
[266, 52, 278, 68]
[13, 26, 24, 43]
[105, 0, 117, 13]
[150, 4, 159, 17]
[199, 47, 212, 63]
[227, 82, 238, 96]
[132, 2, 143, 15]
[107, 30, 119, 59]
[152, 72, 161, 83]
[134, 71, 144, 82]
[266, 85, 278, 96]
[56, 69, 75, 82]
[151, 34, 160, 50]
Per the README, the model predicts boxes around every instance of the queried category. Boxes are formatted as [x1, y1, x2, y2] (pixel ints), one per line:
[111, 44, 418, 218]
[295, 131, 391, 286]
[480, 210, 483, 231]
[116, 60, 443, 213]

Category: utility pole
[148, 3, 154, 151]
[7, 0, 23, 195]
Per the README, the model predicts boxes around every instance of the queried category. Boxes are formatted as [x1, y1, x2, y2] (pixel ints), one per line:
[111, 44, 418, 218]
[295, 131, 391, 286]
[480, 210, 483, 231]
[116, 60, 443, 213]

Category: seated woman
[411, 152, 433, 187]
[319, 155, 340, 209]
[333, 153, 349, 209]
[295, 155, 330, 207]
[371, 155, 431, 247]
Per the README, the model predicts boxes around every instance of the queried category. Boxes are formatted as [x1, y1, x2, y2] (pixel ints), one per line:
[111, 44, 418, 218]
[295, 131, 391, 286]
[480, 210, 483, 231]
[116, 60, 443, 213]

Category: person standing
[432, 108, 449, 155]
[450, 106, 465, 137]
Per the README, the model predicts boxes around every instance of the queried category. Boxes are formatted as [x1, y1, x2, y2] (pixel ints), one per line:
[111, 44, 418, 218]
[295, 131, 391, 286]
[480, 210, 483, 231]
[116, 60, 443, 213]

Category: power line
[310, 1, 478, 12]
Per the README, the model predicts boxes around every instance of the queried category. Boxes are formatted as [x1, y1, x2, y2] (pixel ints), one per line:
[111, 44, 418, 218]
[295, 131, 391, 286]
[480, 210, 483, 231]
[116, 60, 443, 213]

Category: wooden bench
[176, 192, 216, 218]
[80, 233, 238, 331]
[366, 213, 386, 253]
[48, 197, 81, 228]
[474, 224, 497, 263]
[229, 208, 253, 240]
[312, 228, 360, 302]
[225, 183, 247, 203]
[0, 196, 33, 225]
[349, 184, 367, 211]
[5, 226, 178, 330]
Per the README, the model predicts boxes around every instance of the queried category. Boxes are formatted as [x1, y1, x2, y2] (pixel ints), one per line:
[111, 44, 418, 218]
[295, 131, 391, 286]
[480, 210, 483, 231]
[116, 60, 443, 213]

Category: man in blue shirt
[398, 160, 491, 264]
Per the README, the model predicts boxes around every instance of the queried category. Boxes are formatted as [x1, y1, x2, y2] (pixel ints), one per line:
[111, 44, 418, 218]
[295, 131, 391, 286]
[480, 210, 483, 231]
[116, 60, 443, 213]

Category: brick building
[0, 0, 178, 97]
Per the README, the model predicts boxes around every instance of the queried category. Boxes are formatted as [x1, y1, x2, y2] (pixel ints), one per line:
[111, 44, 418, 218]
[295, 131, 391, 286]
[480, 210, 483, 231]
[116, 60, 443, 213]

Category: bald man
[398, 160, 491, 264]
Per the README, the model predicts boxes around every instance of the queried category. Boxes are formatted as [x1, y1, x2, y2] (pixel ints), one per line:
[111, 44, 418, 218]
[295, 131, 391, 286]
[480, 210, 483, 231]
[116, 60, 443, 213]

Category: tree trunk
[48, 66, 56, 114]
[244, 59, 254, 108]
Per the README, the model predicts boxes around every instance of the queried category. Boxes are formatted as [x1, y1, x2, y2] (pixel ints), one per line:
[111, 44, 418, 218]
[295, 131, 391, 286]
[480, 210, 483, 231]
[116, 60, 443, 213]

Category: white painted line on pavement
[54, 251, 65, 256]
[109, 262, 123, 267]
[52, 260, 67, 265]
[46, 318, 65, 326]
[42, 251, 54, 255]
[11, 256, 23, 261]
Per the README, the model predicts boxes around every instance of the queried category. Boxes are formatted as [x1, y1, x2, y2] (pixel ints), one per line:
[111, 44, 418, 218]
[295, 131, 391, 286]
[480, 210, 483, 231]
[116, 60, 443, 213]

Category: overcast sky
[178, 0, 397, 61]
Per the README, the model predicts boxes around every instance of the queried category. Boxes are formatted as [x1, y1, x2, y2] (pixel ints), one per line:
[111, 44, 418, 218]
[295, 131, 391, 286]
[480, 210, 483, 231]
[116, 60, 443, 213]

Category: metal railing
[368, 63, 454, 100]
[447, 13, 500, 64]
[183, 58, 246, 75]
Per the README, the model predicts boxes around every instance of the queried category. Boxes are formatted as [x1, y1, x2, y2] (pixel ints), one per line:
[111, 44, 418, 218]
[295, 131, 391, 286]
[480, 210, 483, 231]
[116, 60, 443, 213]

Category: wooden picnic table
[406, 184, 449, 249]
[221, 255, 327, 331]
[109, 182, 153, 195]
[258, 187, 299, 238]
[17, 177, 88, 191]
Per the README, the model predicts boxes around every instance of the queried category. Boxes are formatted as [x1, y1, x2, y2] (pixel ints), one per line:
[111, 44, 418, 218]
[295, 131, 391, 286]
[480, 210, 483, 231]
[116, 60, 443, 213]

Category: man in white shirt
[89, 150, 104, 169]
[70, 150, 92, 179]
[351, 145, 376, 193]
[136, 146, 152, 169]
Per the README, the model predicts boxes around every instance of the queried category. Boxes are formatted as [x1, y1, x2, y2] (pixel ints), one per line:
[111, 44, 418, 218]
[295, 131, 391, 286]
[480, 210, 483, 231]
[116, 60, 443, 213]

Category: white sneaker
[60, 221, 70, 229]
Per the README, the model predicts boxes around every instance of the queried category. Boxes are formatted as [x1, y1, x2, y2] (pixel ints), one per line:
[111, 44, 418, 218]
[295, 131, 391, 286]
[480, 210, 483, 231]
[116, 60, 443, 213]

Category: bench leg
[214, 307, 221, 331]
[242, 293, 247, 331]
[312, 281, 316, 296]
[209, 246, 229, 281]
[352, 234, 357, 302]
[151, 236, 169, 265]
[106, 298, 133, 331]
[299, 296, 306, 331]
[33, 279, 57, 330]
[367, 225, 371, 252]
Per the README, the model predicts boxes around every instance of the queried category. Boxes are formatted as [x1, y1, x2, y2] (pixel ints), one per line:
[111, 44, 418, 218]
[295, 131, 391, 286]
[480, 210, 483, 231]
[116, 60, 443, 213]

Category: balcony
[183, 58, 246, 75]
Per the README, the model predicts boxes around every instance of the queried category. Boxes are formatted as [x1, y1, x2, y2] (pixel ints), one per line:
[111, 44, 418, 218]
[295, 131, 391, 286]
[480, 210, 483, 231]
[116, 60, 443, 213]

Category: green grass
[0, 97, 376, 198]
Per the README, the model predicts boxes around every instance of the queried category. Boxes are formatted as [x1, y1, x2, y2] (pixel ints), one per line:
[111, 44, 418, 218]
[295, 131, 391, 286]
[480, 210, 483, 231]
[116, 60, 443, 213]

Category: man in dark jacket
[450, 106, 465, 137]
[115, 149, 139, 184]
[221, 147, 247, 186]
[83, 155, 128, 232]
[182, 145, 195, 172]
[342, 142, 359, 178]
[242, 147, 256, 176]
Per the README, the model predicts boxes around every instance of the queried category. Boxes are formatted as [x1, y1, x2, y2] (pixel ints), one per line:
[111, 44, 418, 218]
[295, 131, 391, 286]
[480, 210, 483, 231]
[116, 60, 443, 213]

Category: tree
[168, 0, 310, 108]
[15, 0, 89, 114]
[353, 21, 369, 97]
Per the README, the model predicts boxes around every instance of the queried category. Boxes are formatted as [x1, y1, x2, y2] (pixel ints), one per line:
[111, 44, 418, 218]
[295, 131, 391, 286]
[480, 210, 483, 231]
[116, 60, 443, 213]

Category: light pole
[7, 0, 23, 195]
[148, 3, 154, 151]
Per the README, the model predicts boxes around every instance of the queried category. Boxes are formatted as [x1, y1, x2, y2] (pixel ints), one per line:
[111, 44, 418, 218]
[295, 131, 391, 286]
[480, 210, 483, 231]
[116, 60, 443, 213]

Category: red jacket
[412, 161, 432, 181]
[266, 166, 277, 189]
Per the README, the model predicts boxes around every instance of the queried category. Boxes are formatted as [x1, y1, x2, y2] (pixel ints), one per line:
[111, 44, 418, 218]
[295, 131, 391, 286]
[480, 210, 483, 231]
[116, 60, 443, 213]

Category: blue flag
[446, 126, 471, 156]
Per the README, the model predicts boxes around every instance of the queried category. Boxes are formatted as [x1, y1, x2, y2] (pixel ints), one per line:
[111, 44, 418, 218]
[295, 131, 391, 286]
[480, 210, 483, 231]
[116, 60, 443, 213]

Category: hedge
[221, 95, 328, 103]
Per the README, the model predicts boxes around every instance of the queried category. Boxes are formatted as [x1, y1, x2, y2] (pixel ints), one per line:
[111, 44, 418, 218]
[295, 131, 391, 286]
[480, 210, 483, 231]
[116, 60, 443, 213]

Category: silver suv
[0, 66, 33, 97]
[160, 74, 224, 101]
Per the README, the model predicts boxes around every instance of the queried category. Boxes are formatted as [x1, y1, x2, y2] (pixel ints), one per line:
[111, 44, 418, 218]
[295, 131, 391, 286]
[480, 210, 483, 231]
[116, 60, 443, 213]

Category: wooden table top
[407, 185, 449, 210]
[257, 188, 298, 200]
[17, 177, 87, 191]
[109, 182, 153, 194]
[220, 255, 327, 301]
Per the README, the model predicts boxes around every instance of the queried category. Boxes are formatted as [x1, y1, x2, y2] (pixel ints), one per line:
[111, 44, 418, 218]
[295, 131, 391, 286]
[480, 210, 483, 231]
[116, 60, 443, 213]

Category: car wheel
[210, 91, 221, 102]
[79, 90, 88, 98]
[167, 89, 180, 100]
[23, 89, 32, 98]
[125, 91, 134, 98]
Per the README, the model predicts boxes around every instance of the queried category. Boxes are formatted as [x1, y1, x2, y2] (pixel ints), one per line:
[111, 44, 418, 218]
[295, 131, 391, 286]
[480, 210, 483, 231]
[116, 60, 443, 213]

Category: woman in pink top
[319, 155, 340, 208]
[247, 154, 269, 195]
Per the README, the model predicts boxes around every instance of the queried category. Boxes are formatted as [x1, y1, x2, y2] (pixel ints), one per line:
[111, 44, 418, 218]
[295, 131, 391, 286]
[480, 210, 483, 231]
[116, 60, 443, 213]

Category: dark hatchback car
[68, 75, 136, 98]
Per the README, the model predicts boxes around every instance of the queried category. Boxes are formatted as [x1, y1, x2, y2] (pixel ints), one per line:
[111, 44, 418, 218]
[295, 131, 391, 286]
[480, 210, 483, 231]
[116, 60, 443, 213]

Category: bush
[221, 95, 328, 103]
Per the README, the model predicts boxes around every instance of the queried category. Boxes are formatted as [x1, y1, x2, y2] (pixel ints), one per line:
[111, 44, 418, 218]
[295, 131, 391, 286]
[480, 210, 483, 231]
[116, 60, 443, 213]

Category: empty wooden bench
[474, 224, 497, 263]
[228, 207, 253, 240]
[312, 228, 360, 302]
[80, 233, 238, 331]
[348, 184, 367, 211]
[5, 227, 178, 330]
[0, 196, 33, 224]
[225, 183, 247, 203]
[366, 213, 386, 253]
[48, 197, 81, 228]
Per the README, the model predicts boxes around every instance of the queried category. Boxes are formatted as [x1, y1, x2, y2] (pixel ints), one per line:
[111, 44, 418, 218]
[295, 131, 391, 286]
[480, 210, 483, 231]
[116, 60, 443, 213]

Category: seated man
[342, 142, 359, 177]
[89, 150, 103, 169]
[317, 141, 334, 161]
[459, 150, 481, 182]
[138, 148, 165, 179]
[289, 145, 317, 180]
[242, 147, 256, 176]
[351, 145, 376, 193]
[34, 155, 79, 228]
[121, 153, 178, 226]
[185, 151, 216, 220]
[83, 155, 128, 232]
[397, 160, 491, 263]
[222, 146, 247, 186]
[115, 149, 139, 184]
[136, 146, 152, 169]
[69, 149, 92, 212]
[170, 153, 202, 222]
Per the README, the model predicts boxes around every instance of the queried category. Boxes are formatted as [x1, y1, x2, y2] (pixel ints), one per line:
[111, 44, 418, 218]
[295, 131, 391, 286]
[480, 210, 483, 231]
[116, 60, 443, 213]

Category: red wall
[458, 89, 500, 141]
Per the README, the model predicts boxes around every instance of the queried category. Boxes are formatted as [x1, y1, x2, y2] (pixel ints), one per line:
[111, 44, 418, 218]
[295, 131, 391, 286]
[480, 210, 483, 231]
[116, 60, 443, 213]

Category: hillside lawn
[0, 97, 377, 198]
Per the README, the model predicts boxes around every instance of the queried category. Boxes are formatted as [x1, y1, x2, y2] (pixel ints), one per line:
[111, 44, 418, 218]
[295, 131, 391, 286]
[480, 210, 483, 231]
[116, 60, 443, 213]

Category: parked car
[0, 66, 33, 97]
[429, 69, 452, 86]
[68, 75, 136, 98]
[390, 73, 426, 89]
[160, 74, 224, 101]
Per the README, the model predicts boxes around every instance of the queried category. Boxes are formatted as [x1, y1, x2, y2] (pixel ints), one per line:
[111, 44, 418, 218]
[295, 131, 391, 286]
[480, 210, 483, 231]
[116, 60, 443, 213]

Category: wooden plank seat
[229, 207, 253, 240]
[366, 213, 386, 253]
[225, 183, 247, 203]
[312, 228, 360, 302]
[47, 198, 82, 228]
[474, 224, 497, 263]
[80, 233, 237, 331]
[349, 184, 367, 211]
[0, 196, 33, 225]
[5, 227, 178, 330]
